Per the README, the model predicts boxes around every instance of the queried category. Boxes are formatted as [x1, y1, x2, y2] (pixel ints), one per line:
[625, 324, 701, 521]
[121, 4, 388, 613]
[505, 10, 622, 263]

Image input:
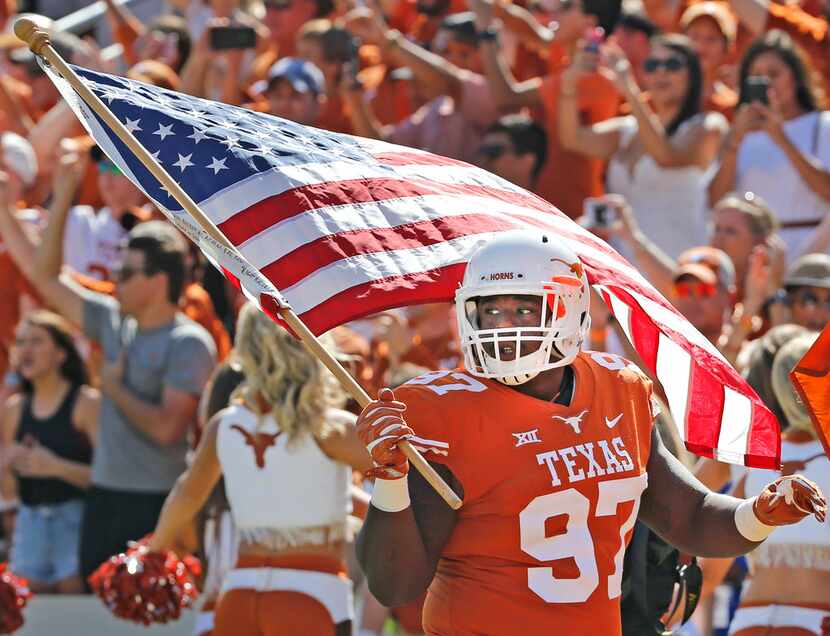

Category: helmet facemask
[456, 278, 589, 385]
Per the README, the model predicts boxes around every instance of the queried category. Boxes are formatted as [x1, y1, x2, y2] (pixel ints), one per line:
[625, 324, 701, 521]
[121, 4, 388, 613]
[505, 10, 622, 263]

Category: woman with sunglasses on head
[0, 310, 99, 594]
[560, 33, 727, 260]
[146, 303, 372, 636]
[708, 30, 830, 259]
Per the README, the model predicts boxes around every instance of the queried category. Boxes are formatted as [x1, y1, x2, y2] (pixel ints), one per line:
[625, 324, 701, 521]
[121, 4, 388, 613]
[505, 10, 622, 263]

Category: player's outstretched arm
[639, 427, 826, 557]
[354, 389, 461, 607]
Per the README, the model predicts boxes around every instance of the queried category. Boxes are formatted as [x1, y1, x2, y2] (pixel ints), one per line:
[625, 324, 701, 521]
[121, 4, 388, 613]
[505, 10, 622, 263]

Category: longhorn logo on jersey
[551, 410, 588, 434]
[231, 425, 282, 469]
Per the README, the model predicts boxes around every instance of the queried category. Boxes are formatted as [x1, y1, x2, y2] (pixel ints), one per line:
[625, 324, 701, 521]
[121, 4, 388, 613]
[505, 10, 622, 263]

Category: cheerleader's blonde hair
[231, 303, 347, 442]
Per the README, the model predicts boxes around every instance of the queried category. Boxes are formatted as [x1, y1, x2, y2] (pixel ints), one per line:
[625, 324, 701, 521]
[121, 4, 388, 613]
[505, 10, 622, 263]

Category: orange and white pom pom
[0, 563, 32, 634]
[88, 537, 201, 625]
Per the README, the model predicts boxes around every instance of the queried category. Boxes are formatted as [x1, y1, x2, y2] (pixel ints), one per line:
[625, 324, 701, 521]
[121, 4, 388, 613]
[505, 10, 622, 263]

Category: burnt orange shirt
[389, 0, 421, 36]
[360, 64, 416, 126]
[0, 251, 38, 378]
[391, 591, 427, 633]
[767, 2, 830, 91]
[536, 71, 620, 218]
[181, 283, 231, 363]
[395, 352, 656, 635]
[317, 92, 353, 135]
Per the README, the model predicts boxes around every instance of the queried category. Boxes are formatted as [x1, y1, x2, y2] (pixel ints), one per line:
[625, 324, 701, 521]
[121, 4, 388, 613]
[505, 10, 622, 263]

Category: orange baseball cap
[674, 246, 736, 289]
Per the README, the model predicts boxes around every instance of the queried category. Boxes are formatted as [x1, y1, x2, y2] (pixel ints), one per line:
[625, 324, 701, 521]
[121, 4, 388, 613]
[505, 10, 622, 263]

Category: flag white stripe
[602, 288, 634, 346]
[716, 388, 752, 464]
[656, 334, 692, 444]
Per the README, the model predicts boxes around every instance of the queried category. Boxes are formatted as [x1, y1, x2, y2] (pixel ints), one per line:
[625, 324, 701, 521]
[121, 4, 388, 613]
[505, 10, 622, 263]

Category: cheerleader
[148, 304, 371, 635]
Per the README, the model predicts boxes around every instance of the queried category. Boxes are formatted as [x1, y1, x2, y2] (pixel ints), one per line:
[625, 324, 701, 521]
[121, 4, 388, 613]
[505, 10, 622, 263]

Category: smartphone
[745, 76, 769, 105]
[583, 197, 615, 228]
[584, 26, 604, 53]
[209, 25, 257, 51]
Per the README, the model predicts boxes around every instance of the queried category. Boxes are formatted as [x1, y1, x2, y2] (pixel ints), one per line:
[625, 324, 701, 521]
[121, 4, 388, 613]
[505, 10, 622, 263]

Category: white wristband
[370, 475, 411, 512]
[734, 497, 775, 542]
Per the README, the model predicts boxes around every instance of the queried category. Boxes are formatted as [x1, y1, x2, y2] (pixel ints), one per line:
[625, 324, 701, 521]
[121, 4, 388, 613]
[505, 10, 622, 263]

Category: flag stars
[220, 135, 240, 150]
[100, 89, 120, 104]
[206, 156, 229, 175]
[173, 153, 194, 172]
[124, 117, 142, 134]
[188, 127, 209, 144]
[153, 123, 175, 141]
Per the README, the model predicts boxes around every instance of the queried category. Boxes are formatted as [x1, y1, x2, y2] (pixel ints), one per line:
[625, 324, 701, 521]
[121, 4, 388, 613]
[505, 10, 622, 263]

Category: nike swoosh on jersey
[605, 413, 623, 428]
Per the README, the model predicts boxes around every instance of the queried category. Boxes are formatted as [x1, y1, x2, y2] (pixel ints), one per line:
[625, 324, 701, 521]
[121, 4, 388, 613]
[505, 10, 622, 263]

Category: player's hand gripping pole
[14, 16, 462, 511]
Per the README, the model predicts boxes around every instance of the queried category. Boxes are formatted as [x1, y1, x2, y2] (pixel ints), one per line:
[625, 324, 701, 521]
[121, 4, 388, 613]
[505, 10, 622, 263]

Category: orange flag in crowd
[790, 323, 830, 459]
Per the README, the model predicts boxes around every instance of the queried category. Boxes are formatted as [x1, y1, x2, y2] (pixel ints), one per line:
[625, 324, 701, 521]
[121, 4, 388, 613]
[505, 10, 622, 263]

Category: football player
[356, 230, 827, 635]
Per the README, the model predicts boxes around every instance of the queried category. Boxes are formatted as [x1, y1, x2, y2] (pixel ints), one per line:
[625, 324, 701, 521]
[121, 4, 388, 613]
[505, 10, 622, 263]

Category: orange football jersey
[394, 351, 657, 635]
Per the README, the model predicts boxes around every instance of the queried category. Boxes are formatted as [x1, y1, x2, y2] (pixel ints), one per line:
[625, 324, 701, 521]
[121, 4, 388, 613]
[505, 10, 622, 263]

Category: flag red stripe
[744, 407, 781, 470]
[371, 151, 473, 167]
[628, 302, 660, 373]
[686, 359, 726, 454]
[217, 175, 552, 247]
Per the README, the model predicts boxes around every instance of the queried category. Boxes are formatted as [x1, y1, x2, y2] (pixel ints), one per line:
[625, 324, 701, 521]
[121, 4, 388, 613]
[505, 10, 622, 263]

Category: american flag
[46, 63, 780, 469]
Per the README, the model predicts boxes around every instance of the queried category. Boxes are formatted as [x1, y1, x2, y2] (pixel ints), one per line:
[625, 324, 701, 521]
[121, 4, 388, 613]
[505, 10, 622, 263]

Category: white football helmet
[455, 231, 591, 385]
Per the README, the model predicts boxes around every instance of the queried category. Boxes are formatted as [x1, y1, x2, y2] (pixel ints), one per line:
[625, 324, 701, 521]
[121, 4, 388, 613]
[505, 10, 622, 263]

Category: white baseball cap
[1, 132, 38, 187]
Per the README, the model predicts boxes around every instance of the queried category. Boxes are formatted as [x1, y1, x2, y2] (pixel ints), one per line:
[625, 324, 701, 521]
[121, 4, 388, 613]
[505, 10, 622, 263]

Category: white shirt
[216, 403, 352, 535]
[63, 206, 126, 281]
[736, 111, 830, 256]
[606, 113, 725, 259]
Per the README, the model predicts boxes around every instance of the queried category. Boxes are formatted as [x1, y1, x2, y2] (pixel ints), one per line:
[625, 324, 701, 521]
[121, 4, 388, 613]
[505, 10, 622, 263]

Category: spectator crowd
[0, 0, 828, 634]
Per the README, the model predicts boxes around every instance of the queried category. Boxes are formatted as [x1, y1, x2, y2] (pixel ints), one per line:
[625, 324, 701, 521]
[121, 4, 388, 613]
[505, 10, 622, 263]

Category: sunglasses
[263, 0, 291, 9]
[114, 265, 147, 283]
[98, 159, 123, 176]
[673, 280, 717, 299]
[792, 290, 830, 310]
[643, 57, 685, 74]
[477, 144, 511, 160]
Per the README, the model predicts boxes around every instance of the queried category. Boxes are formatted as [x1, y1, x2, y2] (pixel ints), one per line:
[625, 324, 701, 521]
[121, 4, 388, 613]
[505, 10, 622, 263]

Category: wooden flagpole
[14, 17, 462, 510]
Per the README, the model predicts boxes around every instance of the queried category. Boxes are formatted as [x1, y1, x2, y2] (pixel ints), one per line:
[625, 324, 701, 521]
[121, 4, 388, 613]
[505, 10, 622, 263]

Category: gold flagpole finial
[14, 16, 51, 56]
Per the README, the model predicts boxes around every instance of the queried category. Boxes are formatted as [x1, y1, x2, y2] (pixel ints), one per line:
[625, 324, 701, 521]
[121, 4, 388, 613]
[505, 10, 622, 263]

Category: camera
[583, 198, 615, 228]
[209, 25, 257, 51]
[745, 76, 769, 105]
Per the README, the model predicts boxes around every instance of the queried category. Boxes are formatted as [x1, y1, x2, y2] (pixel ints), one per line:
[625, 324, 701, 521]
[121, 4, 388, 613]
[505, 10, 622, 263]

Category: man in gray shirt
[77, 223, 215, 580]
[0, 165, 216, 583]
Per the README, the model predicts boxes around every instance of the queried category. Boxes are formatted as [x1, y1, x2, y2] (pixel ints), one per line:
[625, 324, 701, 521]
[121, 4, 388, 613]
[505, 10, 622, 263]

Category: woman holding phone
[708, 30, 830, 258]
[559, 33, 727, 259]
